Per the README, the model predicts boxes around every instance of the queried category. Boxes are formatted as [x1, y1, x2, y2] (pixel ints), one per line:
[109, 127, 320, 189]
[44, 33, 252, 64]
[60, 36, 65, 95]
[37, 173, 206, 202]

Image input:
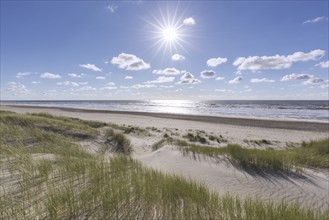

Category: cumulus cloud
[183, 17, 195, 26]
[111, 53, 150, 71]
[16, 72, 32, 78]
[96, 76, 106, 80]
[177, 71, 201, 84]
[40, 72, 62, 79]
[320, 81, 329, 88]
[228, 76, 242, 84]
[281, 73, 324, 85]
[68, 73, 84, 78]
[303, 16, 328, 24]
[125, 76, 133, 80]
[153, 68, 180, 75]
[233, 49, 325, 71]
[131, 84, 156, 89]
[281, 73, 314, 81]
[215, 76, 225, 81]
[32, 81, 40, 84]
[145, 76, 175, 84]
[172, 53, 186, 61]
[250, 78, 275, 83]
[6, 82, 29, 95]
[316, 60, 329, 68]
[201, 70, 216, 78]
[303, 78, 324, 85]
[57, 81, 79, 87]
[207, 57, 228, 67]
[107, 4, 118, 13]
[79, 64, 102, 72]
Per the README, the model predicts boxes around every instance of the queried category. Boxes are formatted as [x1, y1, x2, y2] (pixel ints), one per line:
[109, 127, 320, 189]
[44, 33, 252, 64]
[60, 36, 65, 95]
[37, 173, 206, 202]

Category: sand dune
[1, 105, 329, 211]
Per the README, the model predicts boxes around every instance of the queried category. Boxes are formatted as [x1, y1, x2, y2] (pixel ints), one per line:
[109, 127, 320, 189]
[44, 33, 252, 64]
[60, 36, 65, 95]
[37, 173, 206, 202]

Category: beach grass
[163, 138, 329, 171]
[0, 111, 328, 219]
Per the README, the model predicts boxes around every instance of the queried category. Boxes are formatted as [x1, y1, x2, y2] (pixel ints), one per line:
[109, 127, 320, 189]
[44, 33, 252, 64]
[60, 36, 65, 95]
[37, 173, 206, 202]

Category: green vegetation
[105, 128, 132, 155]
[0, 111, 328, 219]
[175, 138, 329, 171]
[183, 132, 208, 144]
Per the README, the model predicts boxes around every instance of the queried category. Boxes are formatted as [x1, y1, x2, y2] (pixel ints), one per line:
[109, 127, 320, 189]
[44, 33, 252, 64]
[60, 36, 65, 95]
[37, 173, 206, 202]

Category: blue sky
[1, 0, 328, 100]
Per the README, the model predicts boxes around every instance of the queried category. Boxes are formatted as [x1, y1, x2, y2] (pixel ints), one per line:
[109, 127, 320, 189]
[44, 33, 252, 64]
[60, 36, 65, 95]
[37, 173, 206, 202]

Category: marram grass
[0, 111, 328, 219]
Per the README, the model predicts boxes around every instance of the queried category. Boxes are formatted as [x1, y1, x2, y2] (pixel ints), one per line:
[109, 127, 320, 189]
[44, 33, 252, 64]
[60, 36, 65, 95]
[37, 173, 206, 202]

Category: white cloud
[250, 78, 275, 83]
[79, 63, 102, 72]
[215, 76, 225, 81]
[303, 16, 328, 24]
[315, 60, 329, 68]
[201, 70, 216, 78]
[145, 76, 175, 84]
[160, 85, 174, 88]
[16, 72, 32, 78]
[320, 81, 329, 88]
[183, 17, 195, 26]
[105, 82, 115, 86]
[153, 68, 181, 75]
[281, 73, 314, 81]
[234, 49, 325, 71]
[6, 82, 29, 95]
[111, 53, 150, 71]
[100, 86, 117, 90]
[79, 82, 88, 85]
[214, 89, 235, 93]
[303, 78, 324, 85]
[57, 81, 79, 87]
[107, 4, 118, 13]
[125, 76, 133, 80]
[68, 73, 84, 78]
[96, 76, 106, 80]
[40, 72, 61, 79]
[207, 57, 228, 67]
[177, 71, 201, 84]
[132, 84, 156, 89]
[172, 53, 186, 61]
[281, 73, 324, 85]
[228, 76, 242, 84]
[74, 86, 96, 91]
[32, 81, 40, 84]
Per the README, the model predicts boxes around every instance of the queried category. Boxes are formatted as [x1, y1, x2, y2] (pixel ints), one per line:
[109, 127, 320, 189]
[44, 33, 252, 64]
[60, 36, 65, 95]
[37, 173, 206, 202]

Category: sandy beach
[1, 105, 329, 211]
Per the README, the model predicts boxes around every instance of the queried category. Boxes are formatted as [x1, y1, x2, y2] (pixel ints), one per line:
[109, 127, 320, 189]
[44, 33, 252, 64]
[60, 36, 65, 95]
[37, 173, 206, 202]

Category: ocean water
[1, 100, 328, 122]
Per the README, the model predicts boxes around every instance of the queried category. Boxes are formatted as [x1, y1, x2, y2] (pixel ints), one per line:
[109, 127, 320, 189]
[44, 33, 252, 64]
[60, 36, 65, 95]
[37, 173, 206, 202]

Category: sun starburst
[144, 5, 193, 56]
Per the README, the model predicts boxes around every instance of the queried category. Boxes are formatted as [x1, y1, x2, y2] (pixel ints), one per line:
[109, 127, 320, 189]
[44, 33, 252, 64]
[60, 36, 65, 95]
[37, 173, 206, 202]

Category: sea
[1, 100, 328, 122]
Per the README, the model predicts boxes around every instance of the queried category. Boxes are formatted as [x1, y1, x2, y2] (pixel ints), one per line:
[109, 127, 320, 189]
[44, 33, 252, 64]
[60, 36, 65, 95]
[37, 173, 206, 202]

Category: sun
[162, 27, 178, 42]
[144, 5, 193, 55]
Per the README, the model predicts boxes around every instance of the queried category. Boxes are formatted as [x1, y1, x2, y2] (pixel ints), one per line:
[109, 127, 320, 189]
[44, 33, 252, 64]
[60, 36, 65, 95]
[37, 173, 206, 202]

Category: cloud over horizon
[250, 78, 275, 83]
[177, 71, 201, 84]
[40, 72, 62, 79]
[153, 68, 181, 75]
[233, 49, 325, 71]
[145, 76, 175, 84]
[111, 53, 150, 71]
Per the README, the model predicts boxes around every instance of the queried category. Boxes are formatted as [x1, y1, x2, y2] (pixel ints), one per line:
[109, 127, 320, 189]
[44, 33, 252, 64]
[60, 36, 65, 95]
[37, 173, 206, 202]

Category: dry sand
[1, 105, 329, 211]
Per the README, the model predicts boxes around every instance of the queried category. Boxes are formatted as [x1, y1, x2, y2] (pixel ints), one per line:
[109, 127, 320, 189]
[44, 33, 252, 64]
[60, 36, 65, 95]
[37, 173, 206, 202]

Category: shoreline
[1, 104, 328, 132]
